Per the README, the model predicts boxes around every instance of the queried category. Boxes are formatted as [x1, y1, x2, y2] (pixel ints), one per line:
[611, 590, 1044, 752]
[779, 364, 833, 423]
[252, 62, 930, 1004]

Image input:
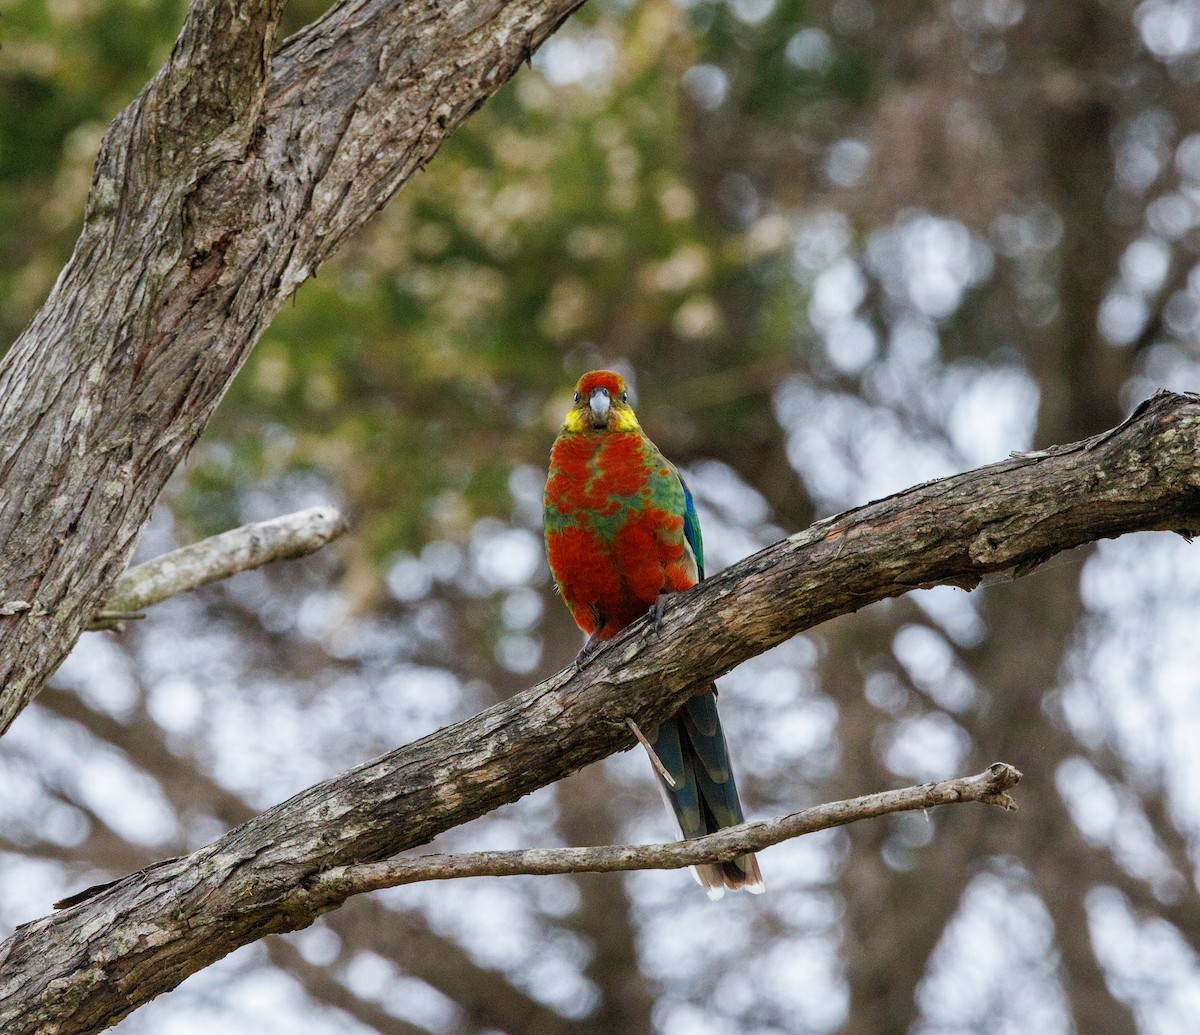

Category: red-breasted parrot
[543, 370, 764, 899]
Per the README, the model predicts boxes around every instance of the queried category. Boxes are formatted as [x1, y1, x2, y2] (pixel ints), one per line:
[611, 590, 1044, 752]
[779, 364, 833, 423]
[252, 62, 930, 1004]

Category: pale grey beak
[589, 388, 611, 421]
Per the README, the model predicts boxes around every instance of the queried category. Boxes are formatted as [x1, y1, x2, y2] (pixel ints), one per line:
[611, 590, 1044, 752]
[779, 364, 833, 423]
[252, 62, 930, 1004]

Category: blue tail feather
[646, 687, 763, 896]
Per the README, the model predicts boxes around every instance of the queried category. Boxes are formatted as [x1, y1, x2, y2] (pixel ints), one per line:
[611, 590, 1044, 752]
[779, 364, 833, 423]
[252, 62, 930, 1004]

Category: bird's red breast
[545, 429, 694, 638]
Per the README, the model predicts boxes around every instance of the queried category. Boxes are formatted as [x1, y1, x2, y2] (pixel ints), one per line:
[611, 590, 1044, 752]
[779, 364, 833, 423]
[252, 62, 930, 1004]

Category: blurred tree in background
[4, 0, 1200, 1032]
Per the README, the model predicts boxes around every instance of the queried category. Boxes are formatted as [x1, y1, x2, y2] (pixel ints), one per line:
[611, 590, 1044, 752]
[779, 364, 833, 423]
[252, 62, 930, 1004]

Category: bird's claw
[574, 624, 605, 668]
[649, 593, 670, 635]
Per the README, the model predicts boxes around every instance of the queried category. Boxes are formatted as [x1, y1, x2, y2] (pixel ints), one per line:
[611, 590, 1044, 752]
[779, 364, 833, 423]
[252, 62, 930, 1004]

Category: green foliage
[0, 0, 834, 581]
[0, 0, 188, 337]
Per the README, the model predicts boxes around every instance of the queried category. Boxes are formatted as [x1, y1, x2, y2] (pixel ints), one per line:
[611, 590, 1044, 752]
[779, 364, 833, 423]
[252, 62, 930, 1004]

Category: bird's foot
[574, 625, 605, 668]
[648, 592, 671, 635]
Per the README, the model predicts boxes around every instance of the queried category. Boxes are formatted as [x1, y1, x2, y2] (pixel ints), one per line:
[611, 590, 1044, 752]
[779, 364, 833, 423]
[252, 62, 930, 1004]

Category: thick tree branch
[32, 684, 591, 1035]
[317, 763, 1021, 892]
[87, 505, 347, 627]
[1, 393, 1198, 1035]
[0, 0, 589, 738]
[151, 0, 287, 161]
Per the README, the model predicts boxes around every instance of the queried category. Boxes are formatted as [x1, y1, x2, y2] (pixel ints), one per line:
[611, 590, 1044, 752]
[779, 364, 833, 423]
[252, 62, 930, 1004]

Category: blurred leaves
[179, 0, 809, 572]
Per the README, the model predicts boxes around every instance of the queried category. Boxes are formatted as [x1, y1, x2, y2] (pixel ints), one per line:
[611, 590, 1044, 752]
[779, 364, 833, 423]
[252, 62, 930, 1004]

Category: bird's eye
[620, 391, 627, 402]
[574, 392, 581, 404]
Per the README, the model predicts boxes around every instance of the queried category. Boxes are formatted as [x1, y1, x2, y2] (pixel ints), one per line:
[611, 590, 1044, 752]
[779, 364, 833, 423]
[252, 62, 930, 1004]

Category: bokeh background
[4, 0, 1200, 1031]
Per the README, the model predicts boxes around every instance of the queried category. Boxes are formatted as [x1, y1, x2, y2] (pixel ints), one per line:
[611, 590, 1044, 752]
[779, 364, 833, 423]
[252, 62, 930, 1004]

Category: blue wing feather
[680, 691, 745, 830]
[647, 717, 703, 835]
[677, 473, 704, 580]
[647, 690, 759, 892]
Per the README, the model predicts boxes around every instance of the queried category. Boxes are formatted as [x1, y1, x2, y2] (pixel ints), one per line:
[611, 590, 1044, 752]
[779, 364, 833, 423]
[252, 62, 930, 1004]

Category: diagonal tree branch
[2, 392, 1199, 1035]
[263, 937, 432, 1035]
[316, 763, 1021, 892]
[148, 0, 288, 163]
[89, 505, 347, 627]
[31, 683, 596, 1035]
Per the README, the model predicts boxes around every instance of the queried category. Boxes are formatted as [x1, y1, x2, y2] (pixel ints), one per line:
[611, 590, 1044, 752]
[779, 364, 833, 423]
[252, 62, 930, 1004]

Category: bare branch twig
[91, 506, 346, 626]
[315, 763, 1022, 894]
[626, 718, 676, 788]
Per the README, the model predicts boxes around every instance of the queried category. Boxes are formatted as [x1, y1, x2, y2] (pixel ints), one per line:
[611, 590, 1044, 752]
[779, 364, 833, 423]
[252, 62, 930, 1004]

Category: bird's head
[562, 370, 641, 434]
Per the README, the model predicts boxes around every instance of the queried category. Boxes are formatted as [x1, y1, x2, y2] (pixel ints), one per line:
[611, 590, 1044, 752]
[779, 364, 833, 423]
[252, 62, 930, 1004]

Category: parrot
[543, 369, 764, 899]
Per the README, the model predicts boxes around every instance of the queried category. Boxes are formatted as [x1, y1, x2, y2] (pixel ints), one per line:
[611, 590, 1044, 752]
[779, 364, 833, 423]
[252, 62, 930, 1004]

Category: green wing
[678, 472, 704, 580]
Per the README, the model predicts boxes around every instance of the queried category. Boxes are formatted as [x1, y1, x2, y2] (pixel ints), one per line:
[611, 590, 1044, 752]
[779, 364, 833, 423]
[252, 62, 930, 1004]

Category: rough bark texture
[30, 684, 588, 1035]
[0, 0, 587, 737]
[2, 391, 1199, 1034]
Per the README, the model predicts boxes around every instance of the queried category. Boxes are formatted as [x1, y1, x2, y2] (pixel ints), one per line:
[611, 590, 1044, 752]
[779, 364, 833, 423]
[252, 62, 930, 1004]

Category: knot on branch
[981, 761, 1022, 811]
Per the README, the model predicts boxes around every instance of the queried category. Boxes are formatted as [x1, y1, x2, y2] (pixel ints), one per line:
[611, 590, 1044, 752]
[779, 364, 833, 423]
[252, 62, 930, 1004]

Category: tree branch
[2, 393, 1199, 1035]
[150, 0, 287, 162]
[317, 763, 1021, 893]
[87, 505, 347, 627]
[263, 937, 430, 1035]
[30, 683, 587, 1035]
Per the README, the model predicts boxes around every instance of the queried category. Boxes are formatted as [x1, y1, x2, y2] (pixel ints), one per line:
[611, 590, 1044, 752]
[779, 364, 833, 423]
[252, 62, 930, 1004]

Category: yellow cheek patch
[564, 408, 588, 433]
[610, 407, 641, 432]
